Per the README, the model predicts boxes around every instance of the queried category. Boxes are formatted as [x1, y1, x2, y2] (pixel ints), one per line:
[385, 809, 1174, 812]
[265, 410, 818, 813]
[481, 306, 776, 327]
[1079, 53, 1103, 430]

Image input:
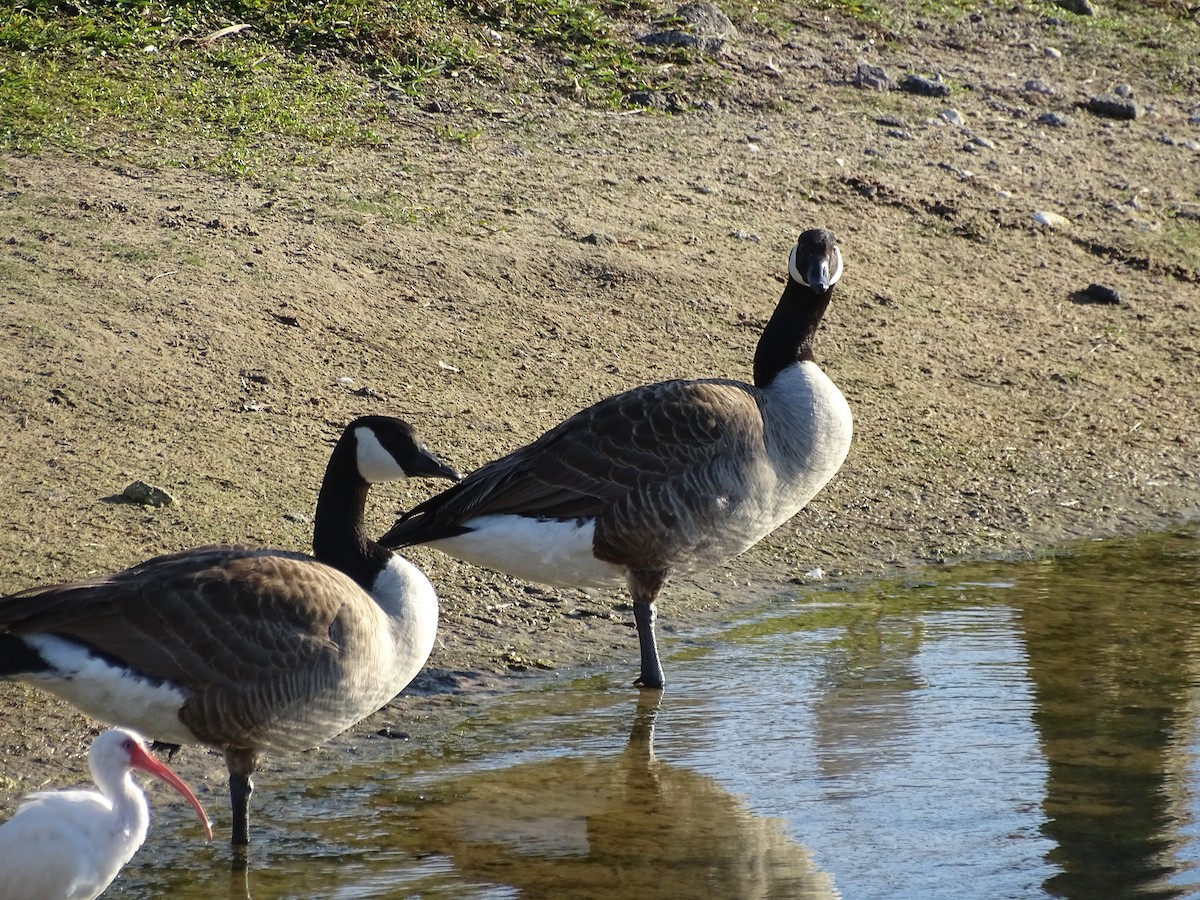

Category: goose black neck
[752, 279, 832, 389]
[311, 438, 391, 590]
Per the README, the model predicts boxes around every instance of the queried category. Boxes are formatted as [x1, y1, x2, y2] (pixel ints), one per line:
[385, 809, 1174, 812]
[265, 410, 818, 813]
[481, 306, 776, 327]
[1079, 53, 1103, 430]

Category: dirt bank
[2, 0, 1198, 819]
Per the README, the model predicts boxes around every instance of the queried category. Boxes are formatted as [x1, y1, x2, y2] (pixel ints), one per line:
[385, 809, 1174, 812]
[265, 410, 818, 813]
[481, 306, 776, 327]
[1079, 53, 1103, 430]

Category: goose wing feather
[0, 546, 368, 743]
[386, 379, 766, 544]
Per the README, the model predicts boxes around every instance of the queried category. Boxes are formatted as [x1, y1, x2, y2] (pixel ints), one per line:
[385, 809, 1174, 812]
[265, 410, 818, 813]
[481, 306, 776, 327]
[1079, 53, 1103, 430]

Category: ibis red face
[126, 738, 214, 842]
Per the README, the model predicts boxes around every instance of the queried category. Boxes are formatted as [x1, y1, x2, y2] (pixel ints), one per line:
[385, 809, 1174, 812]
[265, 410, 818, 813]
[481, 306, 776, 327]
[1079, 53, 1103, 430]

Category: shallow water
[116, 526, 1200, 898]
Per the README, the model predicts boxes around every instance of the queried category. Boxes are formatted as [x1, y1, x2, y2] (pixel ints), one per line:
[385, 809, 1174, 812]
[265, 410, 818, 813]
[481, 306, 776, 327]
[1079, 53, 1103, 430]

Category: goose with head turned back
[0, 416, 460, 847]
[380, 227, 852, 689]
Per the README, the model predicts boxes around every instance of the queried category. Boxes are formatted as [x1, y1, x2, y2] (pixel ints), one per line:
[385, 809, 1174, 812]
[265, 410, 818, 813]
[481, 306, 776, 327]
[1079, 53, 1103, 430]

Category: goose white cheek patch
[356, 427, 408, 483]
[788, 244, 843, 289]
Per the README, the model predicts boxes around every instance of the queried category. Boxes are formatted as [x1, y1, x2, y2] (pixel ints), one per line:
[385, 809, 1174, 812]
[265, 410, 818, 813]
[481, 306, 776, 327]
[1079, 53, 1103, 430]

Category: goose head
[349, 416, 462, 485]
[787, 228, 843, 295]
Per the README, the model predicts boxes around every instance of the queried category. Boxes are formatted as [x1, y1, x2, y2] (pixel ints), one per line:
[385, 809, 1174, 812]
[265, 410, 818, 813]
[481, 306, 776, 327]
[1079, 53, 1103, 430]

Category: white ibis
[380, 228, 852, 689]
[0, 727, 212, 900]
[0, 416, 460, 846]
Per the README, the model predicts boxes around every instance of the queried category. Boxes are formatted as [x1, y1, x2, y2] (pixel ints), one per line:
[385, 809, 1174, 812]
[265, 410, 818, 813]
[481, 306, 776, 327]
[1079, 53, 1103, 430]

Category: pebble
[729, 229, 761, 243]
[854, 61, 893, 91]
[121, 481, 176, 508]
[1087, 94, 1141, 120]
[1083, 283, 1122, 304]
[1037, 112, 1072, 127]
[581, 231, 617, 245]
[1034, 211, 1070, 228]
[1052, 0, 1095, 14]
[1044, 46, 1063, 59]
[1025, 78, 1055, 95]
[900, 73, 952, 97]
[940, 108, 967, 127]
[636, 1, 738, 54]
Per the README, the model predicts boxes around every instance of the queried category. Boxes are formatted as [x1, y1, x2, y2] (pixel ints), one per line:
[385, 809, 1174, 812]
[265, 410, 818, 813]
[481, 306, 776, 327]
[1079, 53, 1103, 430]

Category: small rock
[1082, 283, 1122, 304]
[1037, 111, 1072, 127]
[1033, 211, 1070, 229]
[900, 73, 952, 98]
[887, 128, 914, 140]
[624, 89, 669, 111]
[637, 2, 738, 54]
[1044, 46, 1063, 59]
[581, 232, 617, 245]
[854, 61, 893, 91]
[970, 135, 996, 149]
[940, 108, 966, 127]
[1052, 0, 1096, 14]
[121, 481, 176, 508]
[874, 113, 908, 127]
[1114, 83, 1134, 97]
[375, 726, 410, 740]
[1025, 78, 1055, 95]
[729, 230, 761, 243]
[1087, 94, 1140, 120]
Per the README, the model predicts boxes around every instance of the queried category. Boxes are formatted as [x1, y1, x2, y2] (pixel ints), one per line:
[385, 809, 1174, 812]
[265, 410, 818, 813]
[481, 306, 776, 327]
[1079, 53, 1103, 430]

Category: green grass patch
[0, 0, 695, 171]
[2, 0, 1197, 175]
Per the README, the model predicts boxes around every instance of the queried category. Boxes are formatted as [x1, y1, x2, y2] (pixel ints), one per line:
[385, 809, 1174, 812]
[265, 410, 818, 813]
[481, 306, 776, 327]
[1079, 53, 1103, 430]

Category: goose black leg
[225, 748, 260, 847]
[630, 569, 668, 690]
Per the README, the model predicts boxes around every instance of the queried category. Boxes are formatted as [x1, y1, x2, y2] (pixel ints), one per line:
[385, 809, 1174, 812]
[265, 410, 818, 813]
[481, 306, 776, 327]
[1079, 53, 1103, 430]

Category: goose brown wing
[385, 379, 764, 544]
[1, 546, 358, 700]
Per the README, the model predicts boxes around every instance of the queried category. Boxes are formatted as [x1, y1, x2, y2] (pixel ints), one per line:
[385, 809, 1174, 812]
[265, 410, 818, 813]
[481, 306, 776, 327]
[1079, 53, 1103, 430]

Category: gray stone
[1082, 283, 1122, 305]
[854, 61, 893, 91]
[638, 2, 738, 55]
[625, 89, 670, 111]
[1037, 111, 1072, 127]
[581, 232, 618, 245]
[1087, 94, 1141, 120]
[1052, 0, 1096, 14]
[121, 481, 177, 508]
[900, 73, 952, 98]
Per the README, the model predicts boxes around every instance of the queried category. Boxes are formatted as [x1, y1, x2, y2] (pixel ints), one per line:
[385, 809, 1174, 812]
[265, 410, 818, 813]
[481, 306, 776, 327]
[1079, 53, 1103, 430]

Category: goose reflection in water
[377, 692, 838, 900]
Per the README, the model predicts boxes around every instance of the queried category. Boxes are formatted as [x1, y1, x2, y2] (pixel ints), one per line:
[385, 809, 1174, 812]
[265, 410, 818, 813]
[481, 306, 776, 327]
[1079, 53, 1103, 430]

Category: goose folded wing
[383, 379, 765, 544]
[0, 546, 352, 693]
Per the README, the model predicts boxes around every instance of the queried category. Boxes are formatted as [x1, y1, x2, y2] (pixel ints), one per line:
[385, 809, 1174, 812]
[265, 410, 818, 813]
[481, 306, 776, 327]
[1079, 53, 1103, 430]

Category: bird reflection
[380, 691, 838, 899]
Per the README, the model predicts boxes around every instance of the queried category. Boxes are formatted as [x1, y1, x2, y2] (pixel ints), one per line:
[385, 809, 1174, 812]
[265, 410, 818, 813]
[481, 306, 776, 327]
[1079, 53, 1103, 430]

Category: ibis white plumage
[0, 727, 212, 900]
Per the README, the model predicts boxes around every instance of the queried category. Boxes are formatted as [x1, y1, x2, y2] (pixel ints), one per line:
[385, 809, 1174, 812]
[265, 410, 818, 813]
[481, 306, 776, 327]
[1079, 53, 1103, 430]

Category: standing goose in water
[0, 416, 460, 846]
[380, 228, 852, 689]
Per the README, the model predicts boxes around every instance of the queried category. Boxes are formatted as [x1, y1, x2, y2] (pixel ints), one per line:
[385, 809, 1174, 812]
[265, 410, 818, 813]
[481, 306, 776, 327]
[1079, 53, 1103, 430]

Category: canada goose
[379, 228, 852, 689]
[0, 416, 460, 846]
[0, 728, 212, 900]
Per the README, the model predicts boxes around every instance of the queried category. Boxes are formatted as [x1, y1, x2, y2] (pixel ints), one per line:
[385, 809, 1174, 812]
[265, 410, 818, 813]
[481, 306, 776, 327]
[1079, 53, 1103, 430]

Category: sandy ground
[1, 0, 1198, 828]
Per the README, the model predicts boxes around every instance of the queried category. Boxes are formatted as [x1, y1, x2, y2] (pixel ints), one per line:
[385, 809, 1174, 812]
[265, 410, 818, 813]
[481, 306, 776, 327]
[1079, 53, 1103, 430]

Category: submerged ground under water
[118, 525, 1200, 899]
